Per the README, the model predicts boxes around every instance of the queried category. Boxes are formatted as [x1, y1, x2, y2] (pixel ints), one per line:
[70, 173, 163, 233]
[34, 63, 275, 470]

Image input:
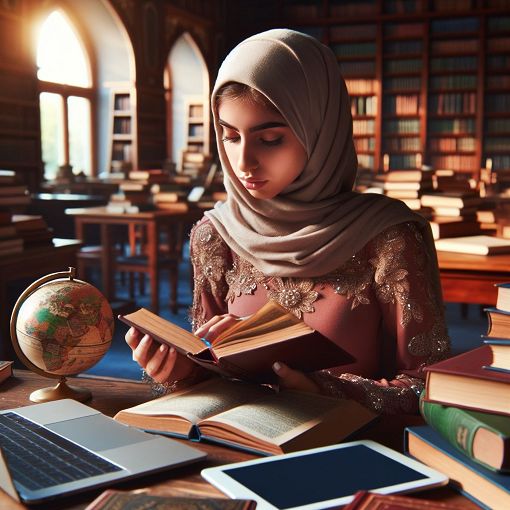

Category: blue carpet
[83, 247, 489, 380]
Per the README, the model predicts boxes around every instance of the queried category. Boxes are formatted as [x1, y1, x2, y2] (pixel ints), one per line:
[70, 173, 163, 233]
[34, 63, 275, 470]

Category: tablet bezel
[201, 440, 448, 510]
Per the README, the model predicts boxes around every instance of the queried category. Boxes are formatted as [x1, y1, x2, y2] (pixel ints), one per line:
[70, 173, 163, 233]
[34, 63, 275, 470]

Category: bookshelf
[426, 16, 480, 174]
[332, 21, 379, 170]
[382, 19, 425, 170]
[483, 14, 510, 173]
[226, 0, 510, 180]
[109, 86, 136, 172]
[184, 97, 208, 154]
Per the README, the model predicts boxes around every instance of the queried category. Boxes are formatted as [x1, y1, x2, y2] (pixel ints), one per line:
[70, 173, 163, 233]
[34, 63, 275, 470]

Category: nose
[238, 141, 258, 175]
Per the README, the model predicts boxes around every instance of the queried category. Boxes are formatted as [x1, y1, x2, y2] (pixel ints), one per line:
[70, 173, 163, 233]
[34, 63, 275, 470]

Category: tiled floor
[83, 253, 489, 380]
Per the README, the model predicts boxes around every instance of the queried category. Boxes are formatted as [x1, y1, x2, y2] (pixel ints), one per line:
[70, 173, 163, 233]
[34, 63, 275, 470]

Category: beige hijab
[206, 29, 428, 277]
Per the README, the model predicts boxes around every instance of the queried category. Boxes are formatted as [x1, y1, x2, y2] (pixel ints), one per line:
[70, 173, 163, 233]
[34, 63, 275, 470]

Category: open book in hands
[118, 300, 353, 383]
[114, 378, 376, 455]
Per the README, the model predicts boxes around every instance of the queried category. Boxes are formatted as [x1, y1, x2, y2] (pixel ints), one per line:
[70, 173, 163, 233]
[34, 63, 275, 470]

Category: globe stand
[10, 267, 113, 403]
[29, 377, 92, 404]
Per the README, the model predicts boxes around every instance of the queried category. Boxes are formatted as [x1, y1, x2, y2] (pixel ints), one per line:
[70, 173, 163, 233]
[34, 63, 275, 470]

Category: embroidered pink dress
[189, 218, 450, 415]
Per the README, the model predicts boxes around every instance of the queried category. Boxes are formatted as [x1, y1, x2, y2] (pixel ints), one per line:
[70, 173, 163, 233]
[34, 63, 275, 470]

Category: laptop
[0, 398, 207, 504]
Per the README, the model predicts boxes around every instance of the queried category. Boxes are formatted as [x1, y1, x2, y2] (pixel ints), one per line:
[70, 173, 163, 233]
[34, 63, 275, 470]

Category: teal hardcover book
[405, 425, 510, 510]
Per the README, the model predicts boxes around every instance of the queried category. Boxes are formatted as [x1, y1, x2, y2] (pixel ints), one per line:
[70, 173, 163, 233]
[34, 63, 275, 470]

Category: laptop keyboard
[0, 412, 122, 491]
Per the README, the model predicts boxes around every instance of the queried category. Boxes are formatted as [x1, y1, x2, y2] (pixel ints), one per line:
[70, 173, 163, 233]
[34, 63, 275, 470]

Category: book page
[213, 301, 310, 346]
[120, 379, 270, 424]
[203, 391, 340, 442]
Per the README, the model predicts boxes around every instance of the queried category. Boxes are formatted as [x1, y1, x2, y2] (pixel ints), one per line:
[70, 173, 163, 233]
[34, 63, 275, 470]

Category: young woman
[126, 29, 450, 414]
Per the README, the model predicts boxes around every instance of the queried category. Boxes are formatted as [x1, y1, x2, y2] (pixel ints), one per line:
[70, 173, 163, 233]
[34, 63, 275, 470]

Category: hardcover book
[434, 235, 510, 255]
[421, 192, 482, 209]
[423, 346, 510, 415]
[420, 398, 510, 472]
[0, 361, 13, 384]
[343, 489, 463, 510]
[483, 337, 510, 373]
[496, 282, 510, 313]
[119, 301, 353, 383]
[485, 308, 510, 338]
[428, 218, 481, 240]
[85, 490, 256, 510]
[114, 378, 376, 456]
[405, 425, 510, 510]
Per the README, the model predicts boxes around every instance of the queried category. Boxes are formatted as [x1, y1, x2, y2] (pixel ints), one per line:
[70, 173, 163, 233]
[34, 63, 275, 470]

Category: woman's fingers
[132, 334, 159, 367]
[195, 314, 241, 342]
[125, 327, 143, 349]
[146, 345, 176, 382]
[273, 362, 320, 393]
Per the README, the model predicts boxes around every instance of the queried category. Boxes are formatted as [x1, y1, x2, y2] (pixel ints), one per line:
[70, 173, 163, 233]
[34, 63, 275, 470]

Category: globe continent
[15, 279, 114, 376]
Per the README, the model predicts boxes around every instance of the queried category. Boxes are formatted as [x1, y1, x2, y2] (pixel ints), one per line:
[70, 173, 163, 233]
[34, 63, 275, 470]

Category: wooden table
[66, 206, 205, 314]
[437, 250, 510, 305]
[0, 239, 82, 360]
[0, 371, 479, 510]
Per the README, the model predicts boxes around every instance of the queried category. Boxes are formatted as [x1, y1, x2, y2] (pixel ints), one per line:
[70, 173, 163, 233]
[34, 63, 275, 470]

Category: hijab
[205, 29, 428, 277]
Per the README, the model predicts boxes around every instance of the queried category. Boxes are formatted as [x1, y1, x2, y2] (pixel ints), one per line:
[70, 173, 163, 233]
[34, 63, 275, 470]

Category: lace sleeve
[312, 222, 450, 415]
[189, 219, 231, 331]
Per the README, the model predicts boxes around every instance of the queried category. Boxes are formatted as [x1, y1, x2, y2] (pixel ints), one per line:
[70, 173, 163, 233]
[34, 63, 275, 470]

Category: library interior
[1, 1, 510, 509]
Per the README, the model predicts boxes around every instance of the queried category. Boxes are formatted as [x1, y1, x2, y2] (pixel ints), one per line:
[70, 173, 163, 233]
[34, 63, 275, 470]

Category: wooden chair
[115, 222, 186, 314]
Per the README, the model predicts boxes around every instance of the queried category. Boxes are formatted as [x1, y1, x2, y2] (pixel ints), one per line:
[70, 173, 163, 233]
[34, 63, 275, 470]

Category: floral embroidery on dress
[190, 221, 230, 328]
[319, 252, 373, 309]
[371, 224, 424, 327]
[266, 277, 318, 318]
[225, 255, 265, 302]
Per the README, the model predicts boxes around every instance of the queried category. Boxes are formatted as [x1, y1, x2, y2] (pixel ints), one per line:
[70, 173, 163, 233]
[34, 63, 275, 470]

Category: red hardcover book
[424, 346, 510, 416]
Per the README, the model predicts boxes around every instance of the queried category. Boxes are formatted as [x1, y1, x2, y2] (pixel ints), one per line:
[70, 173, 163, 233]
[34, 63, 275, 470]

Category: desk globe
[10, 267, 114, 403]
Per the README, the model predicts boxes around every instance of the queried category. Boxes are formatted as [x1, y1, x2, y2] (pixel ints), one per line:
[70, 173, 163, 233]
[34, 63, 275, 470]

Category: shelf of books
[483, 15, 510, 186]
[331, 20, 379, 171]
[109, 87, 136, 173]
[426, 16, 480, 176]
[184, 97, 207, 154]
[381, 20, 425, 171]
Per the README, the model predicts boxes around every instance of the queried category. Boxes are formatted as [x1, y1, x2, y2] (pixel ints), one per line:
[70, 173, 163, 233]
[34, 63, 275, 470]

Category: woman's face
[217, 96, 307, 200]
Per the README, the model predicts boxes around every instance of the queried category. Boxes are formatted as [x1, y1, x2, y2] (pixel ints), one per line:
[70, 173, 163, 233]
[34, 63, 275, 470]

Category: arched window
[37, 10, 93, 179]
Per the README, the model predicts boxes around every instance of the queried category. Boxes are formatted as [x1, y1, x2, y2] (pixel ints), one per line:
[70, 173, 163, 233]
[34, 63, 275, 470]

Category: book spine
[420, 398, 499, 471]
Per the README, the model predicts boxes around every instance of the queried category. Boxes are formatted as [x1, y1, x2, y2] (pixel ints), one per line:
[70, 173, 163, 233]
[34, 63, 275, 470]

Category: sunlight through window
[37, 11, 90, 87]
[37, 9, 92, 178]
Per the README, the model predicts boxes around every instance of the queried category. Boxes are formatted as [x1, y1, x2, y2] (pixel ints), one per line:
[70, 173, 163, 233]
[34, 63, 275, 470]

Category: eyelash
[221, 135, 284, 147]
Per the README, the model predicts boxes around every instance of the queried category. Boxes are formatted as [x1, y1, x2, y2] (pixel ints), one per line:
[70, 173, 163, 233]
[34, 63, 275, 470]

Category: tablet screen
[223, 444, 428, 509]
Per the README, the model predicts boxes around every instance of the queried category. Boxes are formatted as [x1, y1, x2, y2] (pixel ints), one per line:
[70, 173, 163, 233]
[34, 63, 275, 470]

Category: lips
[241, 179, 268, 191]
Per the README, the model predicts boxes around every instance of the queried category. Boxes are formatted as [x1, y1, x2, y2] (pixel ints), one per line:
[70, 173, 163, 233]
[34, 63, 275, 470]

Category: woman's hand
[125, 327, 196, 383]
[273, 362, 320, 394]
[194, 313, 243, 343]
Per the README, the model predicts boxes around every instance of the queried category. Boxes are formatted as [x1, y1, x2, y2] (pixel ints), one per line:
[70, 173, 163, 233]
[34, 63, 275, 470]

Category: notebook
[0, 398, 206, 504]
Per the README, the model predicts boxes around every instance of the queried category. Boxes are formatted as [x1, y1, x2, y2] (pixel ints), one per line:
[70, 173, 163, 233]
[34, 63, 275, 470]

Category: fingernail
[141, 335, 150, 344]
[159, 344, 168, 353]
[169, 346, 176, 355]
[273, 362, 281, 373]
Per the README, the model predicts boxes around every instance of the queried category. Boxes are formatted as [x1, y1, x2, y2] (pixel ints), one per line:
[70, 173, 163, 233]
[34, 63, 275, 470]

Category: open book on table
[114, 378, 376, 455]
[118, 300, 353, 383]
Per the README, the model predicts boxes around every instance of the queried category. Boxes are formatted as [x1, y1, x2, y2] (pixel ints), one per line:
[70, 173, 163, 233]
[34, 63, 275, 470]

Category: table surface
[0, 371, 480, 510]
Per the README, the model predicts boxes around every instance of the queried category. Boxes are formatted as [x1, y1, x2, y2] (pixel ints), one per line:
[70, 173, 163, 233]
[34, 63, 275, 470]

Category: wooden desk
[1, 371, 479, 510]
[437, 250, 510, 305]
[0, 239, 82, 360]
[66, 206, 205, 314]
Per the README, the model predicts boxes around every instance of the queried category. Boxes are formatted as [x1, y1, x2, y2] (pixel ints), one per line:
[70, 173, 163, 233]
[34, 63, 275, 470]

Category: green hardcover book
[420, 395, 510, 472]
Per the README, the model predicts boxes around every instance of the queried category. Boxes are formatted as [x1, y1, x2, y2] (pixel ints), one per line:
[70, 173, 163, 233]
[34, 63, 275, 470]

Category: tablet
[201, 440, 448, 510]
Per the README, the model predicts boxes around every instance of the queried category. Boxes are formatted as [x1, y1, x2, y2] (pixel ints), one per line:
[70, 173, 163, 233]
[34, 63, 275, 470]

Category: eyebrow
[218, 119, 287, 133]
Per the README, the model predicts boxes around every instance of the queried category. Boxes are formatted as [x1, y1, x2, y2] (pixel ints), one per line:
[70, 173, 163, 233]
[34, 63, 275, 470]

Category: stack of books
[357, 169, 434, 213]
[12, 214, 53, 248]
[0, 209, 23, 256]
[405, 282, 510, 508]
[0, 170, 31, 213]
[484, 283, 510, 364]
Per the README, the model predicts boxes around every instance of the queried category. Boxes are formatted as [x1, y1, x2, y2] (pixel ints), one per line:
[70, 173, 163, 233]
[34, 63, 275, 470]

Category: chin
[248, 189, 276, 200]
